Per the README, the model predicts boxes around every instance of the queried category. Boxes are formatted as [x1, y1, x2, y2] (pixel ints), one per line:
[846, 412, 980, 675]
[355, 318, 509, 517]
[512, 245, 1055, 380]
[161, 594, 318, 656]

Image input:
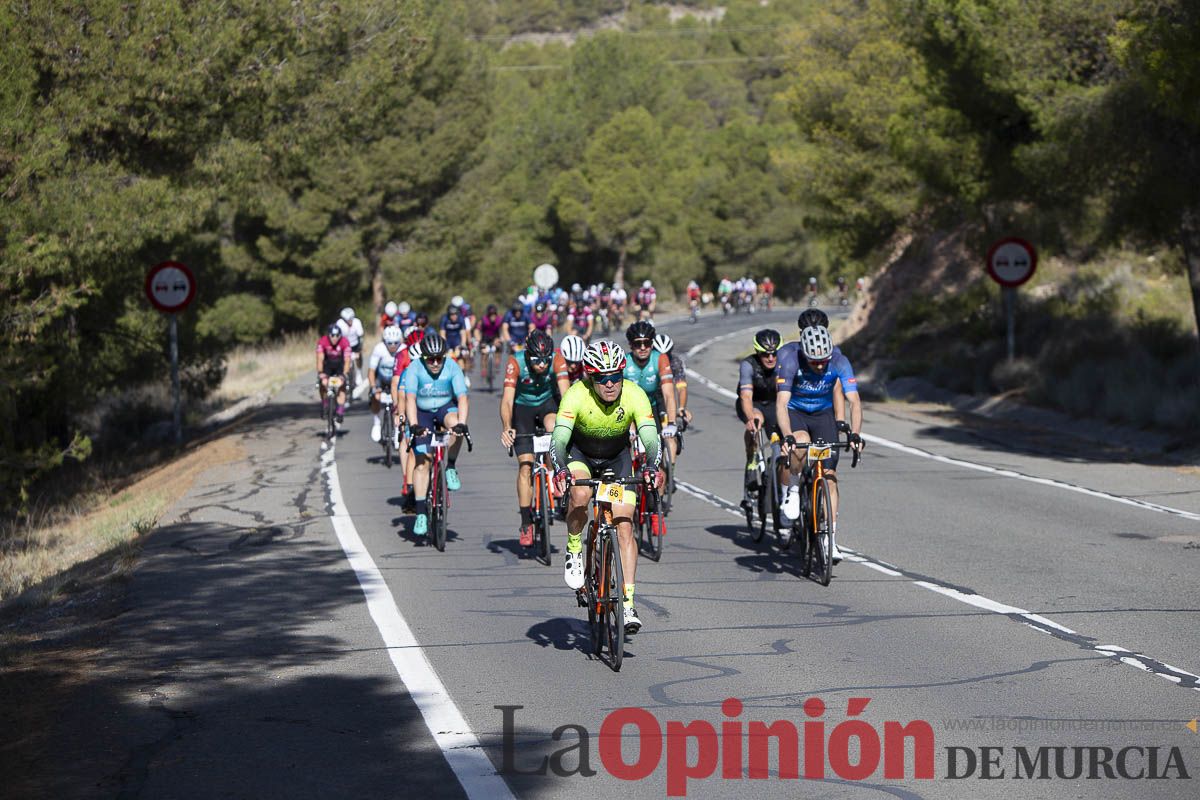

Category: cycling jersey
[667, 353, 686, 388]
[477, 314, 504, 340]
[553, 351, 585, 385]
[395, 310, 418, 329]
[636, 288, 656, 307]
[569, 306, 592, 334]
[551, 380, 660, 467]
[610, 289, 627, 306]
[336, 317, 364, 348]
[530, 310, 555, 333]
[317, 335, 351, 371]
[737, 355, 778, 404]
[368, 342, 402, 386]
[504, 355, 556, 407]
[687, 286, 700, 300]
[502, 311, 530, 345]
[623, 350, 673, 410]
[776, 343, 857, 413]
[403, 358, 468, 411]
[440, 314, 467, 349]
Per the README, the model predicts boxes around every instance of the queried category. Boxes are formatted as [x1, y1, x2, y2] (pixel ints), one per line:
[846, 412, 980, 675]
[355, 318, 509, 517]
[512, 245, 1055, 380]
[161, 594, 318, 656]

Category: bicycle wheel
[587, 523, 602, 655]
[602, 526, 625, 671]
[813, 477, 833, 586]
[537, 471, 551, 565]
[661, 457, 674, 516]
[326, 397, 335, 439]
[433, 458, 447, 552]
[757, 457, 774, 543]
[382, 415, 393, 468]
[647, 499, 664, 563]
[485, 354, 494, 392]
[797, 482, 812, 576]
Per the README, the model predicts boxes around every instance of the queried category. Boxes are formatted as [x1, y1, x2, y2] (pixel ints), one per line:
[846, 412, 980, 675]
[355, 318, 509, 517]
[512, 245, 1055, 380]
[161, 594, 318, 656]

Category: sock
[520, 506, 533, 526]
[415, 499, 427, 515]
[336, 404, 345, 416]
[623, 583, 635, 609]
[566, 532, 582, 554]
[448, 455, 457, 469]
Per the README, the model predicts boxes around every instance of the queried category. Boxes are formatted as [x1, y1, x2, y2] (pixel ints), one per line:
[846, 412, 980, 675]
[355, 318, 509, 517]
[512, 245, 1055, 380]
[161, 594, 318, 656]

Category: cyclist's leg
[513, 403, 538, 528]
[604, 449, 638, 610]
[411, 407, 436, 525]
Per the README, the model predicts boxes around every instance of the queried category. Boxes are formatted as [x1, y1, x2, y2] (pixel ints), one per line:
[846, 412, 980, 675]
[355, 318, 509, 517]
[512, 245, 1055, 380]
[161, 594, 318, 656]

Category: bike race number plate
[599, 483, 624, 504]
[807, 444, 833, 462]
[533, 434, 552, 454]
[329, 377, 344, 389]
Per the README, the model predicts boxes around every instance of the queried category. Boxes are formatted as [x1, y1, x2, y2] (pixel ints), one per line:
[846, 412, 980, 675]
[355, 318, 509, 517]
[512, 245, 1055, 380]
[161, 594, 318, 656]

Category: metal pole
[170, 313, 181, 444]
[1004, 286, 1016, 362]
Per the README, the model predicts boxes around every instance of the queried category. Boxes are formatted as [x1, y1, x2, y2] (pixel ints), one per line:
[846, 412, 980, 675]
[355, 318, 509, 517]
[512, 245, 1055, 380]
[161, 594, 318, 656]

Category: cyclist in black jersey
[737, 329, 783, 502]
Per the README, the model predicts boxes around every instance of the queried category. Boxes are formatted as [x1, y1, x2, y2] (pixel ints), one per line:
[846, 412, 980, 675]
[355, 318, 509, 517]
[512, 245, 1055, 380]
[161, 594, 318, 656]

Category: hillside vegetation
[2, 0, 1197, 508]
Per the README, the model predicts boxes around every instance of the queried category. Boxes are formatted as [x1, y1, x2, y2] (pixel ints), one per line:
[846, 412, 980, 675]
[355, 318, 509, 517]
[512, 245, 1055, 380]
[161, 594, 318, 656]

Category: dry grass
[215, 329, 317, 402]
[0, 436, 242, 607]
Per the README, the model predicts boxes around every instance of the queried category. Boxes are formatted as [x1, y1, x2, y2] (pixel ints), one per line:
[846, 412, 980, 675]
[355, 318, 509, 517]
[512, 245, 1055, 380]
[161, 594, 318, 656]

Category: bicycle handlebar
[505, 430, 551, 457]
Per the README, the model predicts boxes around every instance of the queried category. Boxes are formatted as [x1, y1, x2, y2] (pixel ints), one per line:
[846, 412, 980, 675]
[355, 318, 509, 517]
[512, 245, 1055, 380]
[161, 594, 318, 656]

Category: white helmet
[572, 283, 582, 293]
[583, 340, 627, 374]
[561, 334, 586, 363]
[407, 343, 421, 360]
[653, 333, 673, 353]
[808, 276, 817, 285]
[642, 280, 652, 289]
[340, 307, 355, 322]
[384, 300, 398, 317]
[382, 325, 403, 345]
[450, 295, 464, 308]
[398, 301, 411, 314]
[801, 325, 833, 361]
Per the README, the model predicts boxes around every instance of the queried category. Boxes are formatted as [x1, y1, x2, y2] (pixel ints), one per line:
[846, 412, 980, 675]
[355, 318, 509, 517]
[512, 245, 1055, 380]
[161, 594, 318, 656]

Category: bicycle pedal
[575, 590, 588, 608]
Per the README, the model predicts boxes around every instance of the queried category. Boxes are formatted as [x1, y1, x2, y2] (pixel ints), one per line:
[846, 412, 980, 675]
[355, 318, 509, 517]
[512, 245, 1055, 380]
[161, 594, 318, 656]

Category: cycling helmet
[421, 332, 447, 359]
[446, 304, 459, 316]
[642, 280, 652, 289]
[581, 291, 591, 302]
[415, 312, 429, 325]
[382, 326, 403, 345]
[384, 300, 398, 317]
[560, 334, 586, 363]
[407, 343, 421, 360]
[801, 325, 833, 361]
[571, 283, 582, 293]
[797, 308, 830, 330]
[511, 300, 524, 313]
[625, 319, 656, 342]
[583, 340, 627, 375]
[535, 301, 547, 313]
[450, 295, 464, 308]
[340, 307, 355, 322]
[486, 303, 498, 314]
[653, 333, 674, 353]
[808, 276, 817, 285]
[328, 324, 341, 337]
[405, 328, 425, 347]
[753, 329, 781, 354]
[398, 301, 411, 314]
[524, 330, 554, 363]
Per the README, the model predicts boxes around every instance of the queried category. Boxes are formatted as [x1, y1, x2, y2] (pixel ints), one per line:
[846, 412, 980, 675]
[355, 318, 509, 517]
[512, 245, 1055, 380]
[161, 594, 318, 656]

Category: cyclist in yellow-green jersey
[551, 340, 661, 634]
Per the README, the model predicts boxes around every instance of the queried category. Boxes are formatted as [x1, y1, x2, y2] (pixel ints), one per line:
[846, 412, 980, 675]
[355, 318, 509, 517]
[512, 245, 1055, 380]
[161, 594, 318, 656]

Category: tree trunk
[613, 242, 627, 289]
[1181, 206, 1200, 343]
[368, 250, 386, 317]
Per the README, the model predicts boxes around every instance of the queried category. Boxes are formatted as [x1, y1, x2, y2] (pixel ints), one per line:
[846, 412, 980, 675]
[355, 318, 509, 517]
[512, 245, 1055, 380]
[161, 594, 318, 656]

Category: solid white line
[321, 448, 514, 800]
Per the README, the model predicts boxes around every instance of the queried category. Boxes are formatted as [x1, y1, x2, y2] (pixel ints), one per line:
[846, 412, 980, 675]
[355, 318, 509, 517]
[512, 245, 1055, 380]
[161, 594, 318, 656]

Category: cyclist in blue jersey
[501, 301, 530, 352]
[776, 325, 864, 562]
[403, 332, 470, 537]
[440, 303, 469, 370]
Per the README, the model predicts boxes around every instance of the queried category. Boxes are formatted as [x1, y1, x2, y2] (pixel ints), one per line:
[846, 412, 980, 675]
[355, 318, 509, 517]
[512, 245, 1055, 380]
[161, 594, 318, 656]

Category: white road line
[321, 447, 514, 800]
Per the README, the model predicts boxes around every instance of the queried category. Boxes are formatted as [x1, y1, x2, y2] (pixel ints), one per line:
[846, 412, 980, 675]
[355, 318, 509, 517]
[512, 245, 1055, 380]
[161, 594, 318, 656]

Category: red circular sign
[985, 237, 1038, 288]
[145, 261, 196, 312]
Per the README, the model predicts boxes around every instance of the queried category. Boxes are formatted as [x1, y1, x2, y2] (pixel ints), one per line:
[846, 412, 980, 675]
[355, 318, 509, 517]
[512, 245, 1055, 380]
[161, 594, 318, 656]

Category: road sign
[986, 238, 1037, 288]
[145, 260, 197, 313]
[533, 263, 559, 290]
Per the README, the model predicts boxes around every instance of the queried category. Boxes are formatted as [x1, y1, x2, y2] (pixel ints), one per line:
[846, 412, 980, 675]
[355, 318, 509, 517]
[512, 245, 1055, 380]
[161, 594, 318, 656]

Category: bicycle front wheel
[757, 458, 774, 543]
[537, 471, 551, 565]
[813, 477, 833, 586]
[587, 523, 602, 656]
[433, 459, 448, 552]
[602, 526, 625, 671]
[382, 416, 393, 468]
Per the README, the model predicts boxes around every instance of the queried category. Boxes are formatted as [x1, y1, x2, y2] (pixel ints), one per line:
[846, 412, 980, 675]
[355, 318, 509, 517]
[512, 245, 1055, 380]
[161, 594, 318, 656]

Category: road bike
[378, 390, 398, 467]
[509, 430, 555, 565]
[423, 423, 473, 552]
[480, 341, 498, 392]
[688, 299, 699, 324]
[571, 473, 642, 672]
[321, 375, 345, 439]
[630, 433, 667, 560]
[789, 431, 859, 586]
[743, 424, 783, 544]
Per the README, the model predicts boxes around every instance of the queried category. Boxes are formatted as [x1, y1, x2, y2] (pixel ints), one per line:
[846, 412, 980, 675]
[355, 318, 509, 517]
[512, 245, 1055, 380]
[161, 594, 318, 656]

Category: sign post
[533, 263, 559, 292]
[145, 261, 197, 444]
[985, 238, 1037, 362]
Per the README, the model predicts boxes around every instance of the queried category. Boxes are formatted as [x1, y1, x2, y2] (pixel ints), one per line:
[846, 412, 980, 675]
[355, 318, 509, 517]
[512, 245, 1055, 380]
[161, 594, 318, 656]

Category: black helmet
[511, 300, 524, 313]
[625, 319, 656, 343]
[421, 332, 447, 359]
[486, 303, 498, 314]
[447, 304, 459, 316]
[535, 301, 547, 313]
[753, 329, 781, 354]
[415, 311, 429, 325]
[797, 308, 829, 330]
[525, 330, 554, 363]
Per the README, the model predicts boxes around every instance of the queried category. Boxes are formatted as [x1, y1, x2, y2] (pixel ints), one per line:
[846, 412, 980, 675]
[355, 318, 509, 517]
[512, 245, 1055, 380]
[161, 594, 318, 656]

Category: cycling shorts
[787, 407, 840, 470]
[351, 342, 363, 354]
[414, 401, 458, 455]
[736, 398, 779, 434]
[513, 399, 558, 456]
[567, 445, 635, 506]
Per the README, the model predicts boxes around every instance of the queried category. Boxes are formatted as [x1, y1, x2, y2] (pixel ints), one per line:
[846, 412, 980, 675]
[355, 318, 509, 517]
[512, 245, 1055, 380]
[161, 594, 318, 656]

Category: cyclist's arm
[737, 359, 757, 422]
[500, 322, 510, 342]
[776, 388, 793, 441]
[833, 379, 846, 426]
[452, 365, 469, 426]
[390, 373, 403, 413]
[553, 353, 572, 398]
[549, 396, 578, 472]
[631, 390, 662, 469]
[500, 357, 519, 431]
[656, 353, 677, 421]
[316, 343, 325, 374]
[403, 368, 420, 425]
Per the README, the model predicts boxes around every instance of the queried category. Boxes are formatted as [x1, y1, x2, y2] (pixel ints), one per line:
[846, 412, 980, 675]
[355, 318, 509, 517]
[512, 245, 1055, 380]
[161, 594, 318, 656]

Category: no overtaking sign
[145, 260, 196, 313]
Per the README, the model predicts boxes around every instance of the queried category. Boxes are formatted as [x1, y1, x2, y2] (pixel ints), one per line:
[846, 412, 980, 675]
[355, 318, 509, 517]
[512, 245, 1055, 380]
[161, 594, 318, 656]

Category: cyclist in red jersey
[316, 324, 351, 423]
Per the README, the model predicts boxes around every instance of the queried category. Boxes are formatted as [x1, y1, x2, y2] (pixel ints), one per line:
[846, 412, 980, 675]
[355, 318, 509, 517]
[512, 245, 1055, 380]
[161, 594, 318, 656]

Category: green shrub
[197, 294, 274, 345]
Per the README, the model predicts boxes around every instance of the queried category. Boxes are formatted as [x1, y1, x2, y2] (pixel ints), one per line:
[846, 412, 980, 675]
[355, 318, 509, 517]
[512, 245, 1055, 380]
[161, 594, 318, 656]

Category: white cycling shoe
[564, 550, 584, 590]
[781, 487, 801, 520]
[370, 416, 382, 443]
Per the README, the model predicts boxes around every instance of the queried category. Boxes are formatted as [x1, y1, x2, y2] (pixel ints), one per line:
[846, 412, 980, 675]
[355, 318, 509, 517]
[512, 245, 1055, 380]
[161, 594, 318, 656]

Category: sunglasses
[529, 357, 550, 366]
[760, 351, 778, 359]
[807, 358, 830, 368]
[425, 356, 445, 365]
[593, 373, 623, 385]
[631, 339, 652, 349]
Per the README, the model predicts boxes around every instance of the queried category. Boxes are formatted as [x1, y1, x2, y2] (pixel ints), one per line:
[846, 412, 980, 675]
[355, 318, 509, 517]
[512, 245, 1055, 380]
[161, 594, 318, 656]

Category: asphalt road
[320, 307, 1200, 799]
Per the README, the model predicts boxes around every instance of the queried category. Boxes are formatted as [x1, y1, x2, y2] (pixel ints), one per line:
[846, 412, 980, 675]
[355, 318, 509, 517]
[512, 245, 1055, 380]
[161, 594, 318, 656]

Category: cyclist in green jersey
[551, 340, 662, 634]
[499, 331, 558, 547]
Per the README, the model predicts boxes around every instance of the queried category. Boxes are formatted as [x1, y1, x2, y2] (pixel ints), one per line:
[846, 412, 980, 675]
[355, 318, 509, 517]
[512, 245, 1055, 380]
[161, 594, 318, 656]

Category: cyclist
[554, 333, 587, 396]
[316, 324, 351, 425]
[337, 307, 366, 391]
[403, 332, 470, 537]
[499, 331, 559, 547]
[530, 301, 556, 335]
[623, 321, 677, 432]
[837, 275, 849, 306]
[414, 311, 430, 331]
[608, 283, 627, 329]
[652, 332, 690, 466]
[501, 301, 530, 353]
[568, 299, 594, 341]
[718, 276, 734, 313]
[380, 300, 399, 331]
[475, 303, 504, 377]
[776, 325, 864, 563]
[686, 280, 701, 319]
[395, 301, 417, 330]
[451, 295, 475, 371]
[737, 329, 784, 508]
[635, 280, 657, 321]
[551, 340, 662, 634]
[440, 303, 469, 369]
[398, 329, 425, 511]
[806, 276, 819, 307]
[760, 276, 775, 310]
[368, 325, 406, 444]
